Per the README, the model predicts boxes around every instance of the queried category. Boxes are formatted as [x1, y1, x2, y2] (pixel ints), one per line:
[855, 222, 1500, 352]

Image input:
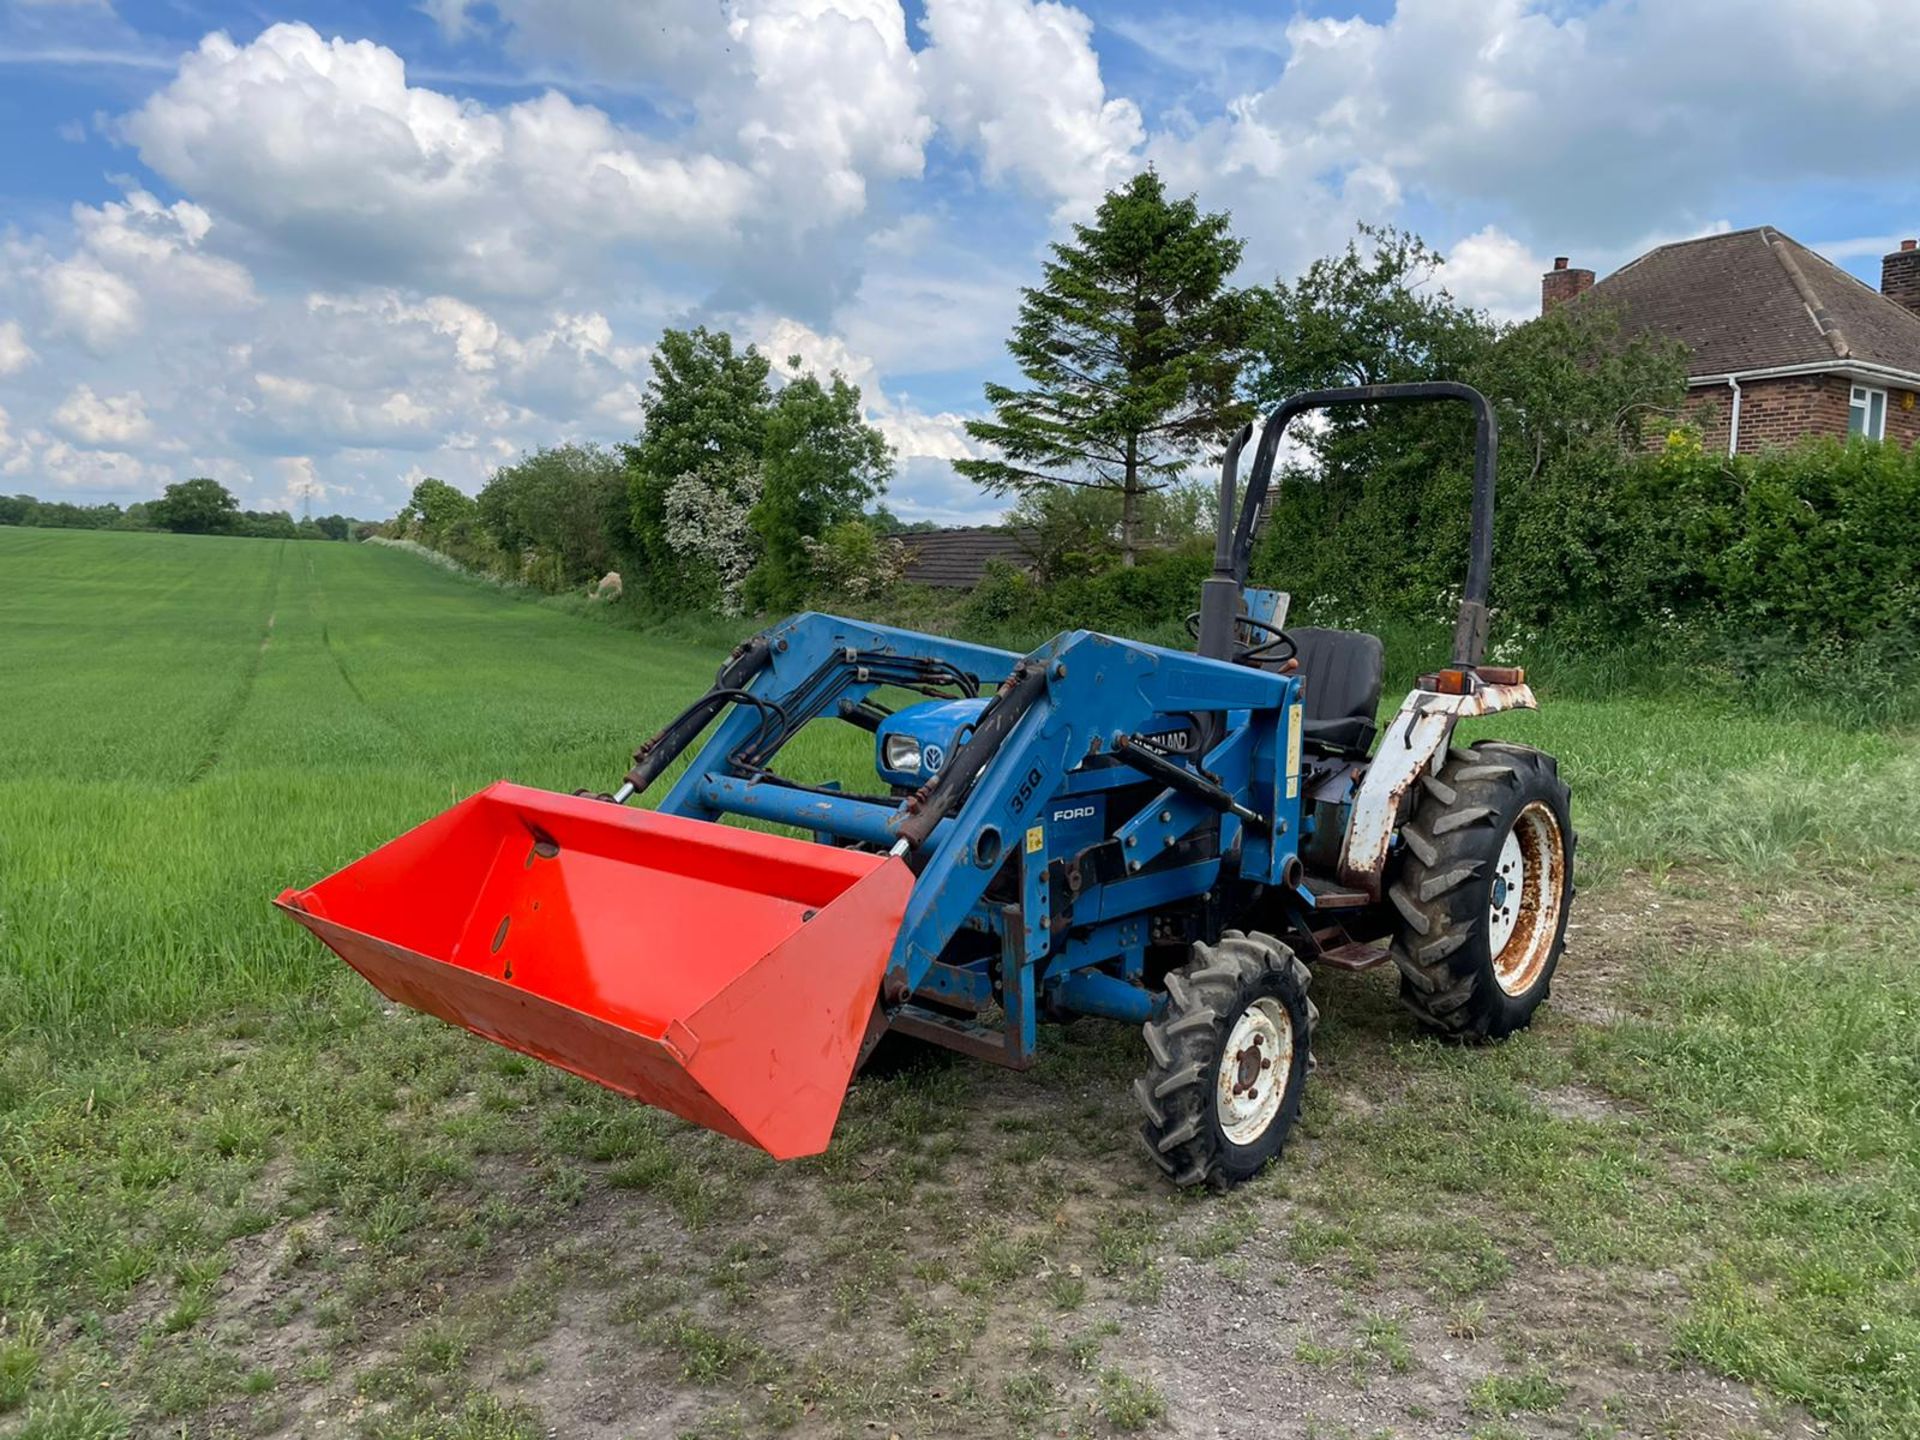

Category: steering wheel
[1183, 611, 1298, 666]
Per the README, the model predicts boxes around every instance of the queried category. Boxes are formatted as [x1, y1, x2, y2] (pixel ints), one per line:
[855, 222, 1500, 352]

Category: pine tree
[959, 172, 1253, 564]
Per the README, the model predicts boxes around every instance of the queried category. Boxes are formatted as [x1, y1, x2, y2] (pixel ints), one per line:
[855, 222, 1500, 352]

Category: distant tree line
[1, 478, 364, 541]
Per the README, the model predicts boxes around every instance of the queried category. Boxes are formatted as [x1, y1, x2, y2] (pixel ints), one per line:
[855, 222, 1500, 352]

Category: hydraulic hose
[893, 661, 1050, 850]
[615, 634, 775, 801]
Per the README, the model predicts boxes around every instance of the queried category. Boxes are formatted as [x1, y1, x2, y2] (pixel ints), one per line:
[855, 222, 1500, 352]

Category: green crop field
[0, 527, 871, 1033]
[3, 526, 1917, 1440]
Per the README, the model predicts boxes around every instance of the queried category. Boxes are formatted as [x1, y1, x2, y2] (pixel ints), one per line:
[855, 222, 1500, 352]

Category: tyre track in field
[310, 551, 428, 755]
[186, 541, 287, 785]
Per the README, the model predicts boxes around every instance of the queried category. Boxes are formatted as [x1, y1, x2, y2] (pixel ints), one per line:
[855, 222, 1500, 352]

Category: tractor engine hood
[875, 697, 989, 787]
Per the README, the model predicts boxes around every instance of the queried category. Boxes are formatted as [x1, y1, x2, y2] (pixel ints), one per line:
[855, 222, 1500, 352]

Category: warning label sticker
[1285, 701, 1303, 799]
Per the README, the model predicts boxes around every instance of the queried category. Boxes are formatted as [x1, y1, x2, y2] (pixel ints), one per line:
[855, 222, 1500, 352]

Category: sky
[0, 0, 1915, 523]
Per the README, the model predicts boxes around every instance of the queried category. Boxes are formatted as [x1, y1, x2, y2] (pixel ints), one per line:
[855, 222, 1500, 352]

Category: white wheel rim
[1214, 997, 1293, 1146]
[1488, 801, 1566, 997]
[1488, 828, 1525, 954]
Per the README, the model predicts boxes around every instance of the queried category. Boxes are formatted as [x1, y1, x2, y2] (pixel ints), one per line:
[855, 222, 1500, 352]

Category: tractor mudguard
[276, 783, 912, 1159]
[1337, 681, 1537, 897]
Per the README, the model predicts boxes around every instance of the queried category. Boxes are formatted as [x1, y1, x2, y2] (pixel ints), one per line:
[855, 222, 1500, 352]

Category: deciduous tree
[478, 444, 629, 591]
[624, 328, 772, 603]
[663, 456, 762, 616]
[396, 477, 476, 544]
[746, 367, 892, 612]
[150, 478, 239, 535]
[1246, 225, 1685, 626]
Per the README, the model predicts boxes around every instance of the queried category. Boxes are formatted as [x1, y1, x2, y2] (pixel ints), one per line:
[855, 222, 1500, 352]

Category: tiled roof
[1583, 227, 1920, 380]
[896, 526, 1035, 589]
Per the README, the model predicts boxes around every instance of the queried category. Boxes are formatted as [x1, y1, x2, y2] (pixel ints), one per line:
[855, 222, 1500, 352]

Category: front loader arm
[648, 613, 1021, 821]
[886, 631, 1292, 997]
[612, 614, 1300, 1062]
[278, 615, 1305, 1160]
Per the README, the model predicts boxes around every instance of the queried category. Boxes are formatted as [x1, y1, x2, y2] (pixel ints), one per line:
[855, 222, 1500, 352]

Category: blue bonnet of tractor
[873, 697, 987, 787]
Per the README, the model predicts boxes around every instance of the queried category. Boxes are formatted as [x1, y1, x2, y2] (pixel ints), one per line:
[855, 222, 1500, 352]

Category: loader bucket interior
[276, 782, 913, 1159]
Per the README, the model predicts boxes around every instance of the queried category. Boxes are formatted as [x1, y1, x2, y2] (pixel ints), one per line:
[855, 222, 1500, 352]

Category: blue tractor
[280, 383, 1576, 1188]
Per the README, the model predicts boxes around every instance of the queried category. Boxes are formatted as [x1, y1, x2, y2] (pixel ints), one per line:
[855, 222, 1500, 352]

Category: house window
[1849, 384, 1887, 441]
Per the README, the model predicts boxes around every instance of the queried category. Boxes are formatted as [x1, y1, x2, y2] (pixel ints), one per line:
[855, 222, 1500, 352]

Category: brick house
[1542, 229, 1920, 453]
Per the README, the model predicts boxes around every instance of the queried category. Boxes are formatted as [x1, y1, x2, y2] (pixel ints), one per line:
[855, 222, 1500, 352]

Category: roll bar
[1197, 382, 1499, 668]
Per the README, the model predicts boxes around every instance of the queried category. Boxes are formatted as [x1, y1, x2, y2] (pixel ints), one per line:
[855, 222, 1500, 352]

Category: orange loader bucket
[276, 782, 913, 1159]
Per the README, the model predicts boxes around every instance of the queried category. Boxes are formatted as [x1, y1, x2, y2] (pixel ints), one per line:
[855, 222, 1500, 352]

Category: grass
[0, 528, 865, 1031]
[1468, 1367, 1568, 1417]
[2, 526, 1918, 1438]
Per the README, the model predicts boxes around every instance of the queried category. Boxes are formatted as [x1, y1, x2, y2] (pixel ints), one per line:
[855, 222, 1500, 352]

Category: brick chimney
[1883, 239, 1920, 317]
[1540, 257, 1595, 314]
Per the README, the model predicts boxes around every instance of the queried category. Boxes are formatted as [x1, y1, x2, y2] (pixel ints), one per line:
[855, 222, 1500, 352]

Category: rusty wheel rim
[1489, 800, 1565, 997]
[1215, 997, 1293, 1146]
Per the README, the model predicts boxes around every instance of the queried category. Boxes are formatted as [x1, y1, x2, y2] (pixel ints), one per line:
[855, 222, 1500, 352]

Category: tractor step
[1302, 875, 1372, 909]
[888, 1003, 1033, 1070]
[1315, 940, 1392, 972]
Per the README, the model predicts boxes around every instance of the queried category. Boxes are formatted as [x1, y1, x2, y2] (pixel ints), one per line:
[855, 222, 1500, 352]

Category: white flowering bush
[802, 520, 905, 602]
[664, 459, 762, 616]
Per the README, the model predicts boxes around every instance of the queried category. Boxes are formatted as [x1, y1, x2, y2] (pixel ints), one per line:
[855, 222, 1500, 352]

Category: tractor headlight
[882, 733, 922, 773]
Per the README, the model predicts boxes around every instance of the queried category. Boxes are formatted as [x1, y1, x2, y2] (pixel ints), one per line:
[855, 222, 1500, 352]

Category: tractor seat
[1279, 627, 1386, 756]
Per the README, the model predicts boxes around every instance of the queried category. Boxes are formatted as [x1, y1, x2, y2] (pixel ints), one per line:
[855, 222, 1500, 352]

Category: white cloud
[437, 0, 733, 85]
[259, 454, 334, 512]
[1441, 226, 1545, 323]
[73, 189, 255, 309]
[762, 316, 883, 399]
[728, 0, 931, 217]
[764, 207, 1025, 403]
[886, 455, 1004, 524]
[0, 406, 26, 477]
[417, 0, 480, 43]
[439, 0, 1134, 217]
[36, 439, 158, 493]
[0, 320, 34, 376]
[161, 284, 658, 481]
[754, 315, 988, 519]
[29, 187, 255, 352]
[876, 408, 983, 466]
[39, 259, 142, 351]
[114, 15, 939, 302]
[52, 384, 152, 445]
[920, 0, 1141, 214]
[1148, 0, 1920, 271]
[122, 24, 760, 296]
[454, 1, 937, 248]
[248, 370, 447, 451]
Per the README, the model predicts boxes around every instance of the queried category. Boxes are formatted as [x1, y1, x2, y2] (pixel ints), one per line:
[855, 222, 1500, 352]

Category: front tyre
[1389, 742, 1575, 1040]
[1136, 931, 1313, 1190]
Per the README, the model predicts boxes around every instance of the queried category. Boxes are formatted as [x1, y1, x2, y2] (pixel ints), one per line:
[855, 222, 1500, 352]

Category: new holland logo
[1137, 721, 1196, 754]
[922, 743, 945, 773]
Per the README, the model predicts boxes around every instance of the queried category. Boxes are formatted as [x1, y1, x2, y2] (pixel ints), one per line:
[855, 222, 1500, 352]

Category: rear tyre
[1389, 742, 1574, 1041]
[1136, 931, 1313, 1190]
